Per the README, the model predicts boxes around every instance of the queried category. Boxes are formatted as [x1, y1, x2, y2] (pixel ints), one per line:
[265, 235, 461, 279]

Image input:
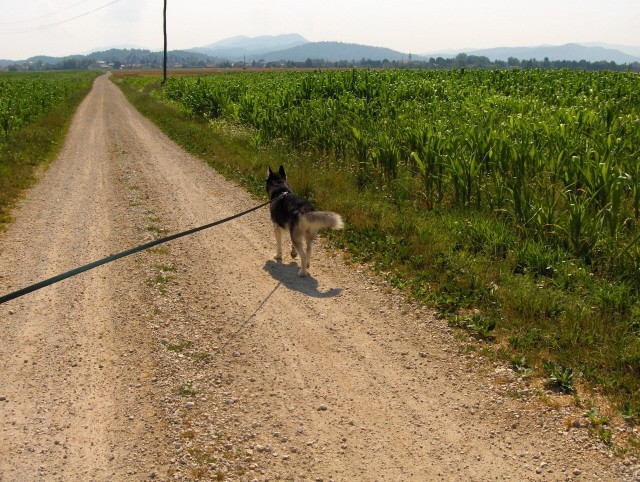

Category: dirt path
[0, 74, 638, 481]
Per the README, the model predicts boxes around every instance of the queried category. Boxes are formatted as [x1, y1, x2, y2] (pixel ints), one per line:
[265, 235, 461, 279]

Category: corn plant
[0, 71, 94, 142]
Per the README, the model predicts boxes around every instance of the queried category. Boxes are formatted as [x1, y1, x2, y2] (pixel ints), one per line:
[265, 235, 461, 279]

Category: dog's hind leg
[291, 237, 308, 276]
[273, 224, 283, 260]
[305, 237, 314, 269]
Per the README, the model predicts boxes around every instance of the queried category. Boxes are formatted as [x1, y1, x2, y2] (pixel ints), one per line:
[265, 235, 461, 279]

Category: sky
[0, 0, 639, 60]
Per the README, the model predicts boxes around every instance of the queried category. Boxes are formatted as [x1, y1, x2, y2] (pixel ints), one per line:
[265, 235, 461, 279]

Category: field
[0, 70, 99, 224]
[115, 68, 640, 425]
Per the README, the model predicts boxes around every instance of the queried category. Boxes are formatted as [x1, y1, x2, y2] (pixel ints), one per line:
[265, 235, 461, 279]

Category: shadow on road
[263, 260, 343, 299]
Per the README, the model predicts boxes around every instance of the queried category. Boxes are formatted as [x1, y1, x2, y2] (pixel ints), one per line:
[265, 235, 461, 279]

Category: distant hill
[581, 43, 640, 59]
[2, 34, 639, 68]
[191, 33, 308, 59]
[190, 35, 405, 62]
[256, 41, 406, 62]
[428, 43, 640, 64]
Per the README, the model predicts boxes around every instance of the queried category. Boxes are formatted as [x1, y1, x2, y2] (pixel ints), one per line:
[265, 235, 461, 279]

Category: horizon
[4, 36, 640, 63]
[1, 0, 639, 61]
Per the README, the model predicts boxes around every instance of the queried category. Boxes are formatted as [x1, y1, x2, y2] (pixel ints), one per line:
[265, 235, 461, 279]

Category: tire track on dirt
[0, 74, 167, 481]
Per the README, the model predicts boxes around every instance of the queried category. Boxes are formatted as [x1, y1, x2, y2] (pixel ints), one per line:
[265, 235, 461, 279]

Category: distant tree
[468, 55, 490, 68]
[455, 53, 468, 67]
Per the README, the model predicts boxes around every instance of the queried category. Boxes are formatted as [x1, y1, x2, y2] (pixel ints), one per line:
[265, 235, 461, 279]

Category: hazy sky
[1, 0, 639, 60]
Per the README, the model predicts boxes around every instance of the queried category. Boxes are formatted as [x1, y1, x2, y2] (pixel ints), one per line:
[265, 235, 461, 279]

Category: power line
[0, 0, 123, 34]
[0, 0, 95, 25]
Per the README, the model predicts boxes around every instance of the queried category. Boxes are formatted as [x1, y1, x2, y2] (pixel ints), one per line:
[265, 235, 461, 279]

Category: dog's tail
[304, 211, 344, 231]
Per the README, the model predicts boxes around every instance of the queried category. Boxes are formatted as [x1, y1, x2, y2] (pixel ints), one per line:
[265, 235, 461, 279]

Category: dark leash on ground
[0, 194, 285, 306]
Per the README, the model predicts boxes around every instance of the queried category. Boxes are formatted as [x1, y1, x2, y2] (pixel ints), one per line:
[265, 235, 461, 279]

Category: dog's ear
[267, 166, 273, 177]
[278, 165, 286, 178]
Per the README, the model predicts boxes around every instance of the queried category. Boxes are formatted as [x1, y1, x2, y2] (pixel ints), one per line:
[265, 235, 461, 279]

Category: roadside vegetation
[113, 69, 640, 438]
[0, 70, 99, 226]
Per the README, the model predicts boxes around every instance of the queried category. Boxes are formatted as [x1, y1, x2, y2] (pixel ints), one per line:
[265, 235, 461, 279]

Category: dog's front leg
[273, 224, 283, 260]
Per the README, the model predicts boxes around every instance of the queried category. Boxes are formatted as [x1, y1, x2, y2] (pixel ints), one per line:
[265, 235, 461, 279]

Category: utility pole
[162, 0, 167, 84]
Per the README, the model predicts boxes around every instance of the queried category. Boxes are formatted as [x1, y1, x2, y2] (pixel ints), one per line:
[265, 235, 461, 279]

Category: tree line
[4, 49, 639, 72]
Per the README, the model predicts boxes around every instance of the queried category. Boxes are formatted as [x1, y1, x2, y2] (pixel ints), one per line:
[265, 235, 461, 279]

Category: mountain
[3, 34, 640, 68]
[432, 43, 640, 64]
[581, 43, 640, 59]
[191, 33, 308, 59]
[256, 41, 406, 63]
[190, 35, 406, 63]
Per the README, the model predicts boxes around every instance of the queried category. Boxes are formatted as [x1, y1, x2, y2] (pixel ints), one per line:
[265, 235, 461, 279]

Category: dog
[266, 165, 343, 276]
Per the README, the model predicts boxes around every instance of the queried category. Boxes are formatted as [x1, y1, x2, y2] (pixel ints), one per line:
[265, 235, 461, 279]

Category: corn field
[125, 69, 640, 282]
[0, 71, 96, 142]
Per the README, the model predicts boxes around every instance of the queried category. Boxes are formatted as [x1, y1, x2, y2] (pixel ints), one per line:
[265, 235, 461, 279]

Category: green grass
[113, 72, 640, 428]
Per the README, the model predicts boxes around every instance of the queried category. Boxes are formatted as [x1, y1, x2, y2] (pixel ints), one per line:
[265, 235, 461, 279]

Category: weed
[175, 382, 197, 397]
[587, 406, 610, 426]
[544, 360, 576, 393]
[621, 400, 640, 423]
[188, 467, 210, 479]
[146, 273, 173, 293]
[146, 224, 168, 236]
[587, 407, 613, 445]
[449, 314, 497, 340]
[153, 262, 176, 272]
[165, 340, 193, 352]
[191, 352, 213, 363]
[598, 427, 613, 445]
[511, 356, 533, 377]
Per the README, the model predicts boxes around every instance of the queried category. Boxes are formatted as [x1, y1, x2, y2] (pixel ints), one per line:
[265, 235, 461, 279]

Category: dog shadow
[263, 260, 343, 299]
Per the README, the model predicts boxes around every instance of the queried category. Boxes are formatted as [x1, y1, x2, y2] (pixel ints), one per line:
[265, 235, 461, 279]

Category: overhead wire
[0, 0, 123, 34]
[0, 0, 95, 25]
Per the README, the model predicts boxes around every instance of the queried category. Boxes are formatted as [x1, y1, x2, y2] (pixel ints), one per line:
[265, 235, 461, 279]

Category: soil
[0, 74, 638, 481]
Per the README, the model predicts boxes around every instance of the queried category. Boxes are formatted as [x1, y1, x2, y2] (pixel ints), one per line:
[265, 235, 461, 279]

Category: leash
[0, 194, 284, 306]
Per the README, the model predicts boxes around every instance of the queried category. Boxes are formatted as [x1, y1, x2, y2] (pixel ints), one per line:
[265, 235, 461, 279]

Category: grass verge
[113, 73, 640, 439]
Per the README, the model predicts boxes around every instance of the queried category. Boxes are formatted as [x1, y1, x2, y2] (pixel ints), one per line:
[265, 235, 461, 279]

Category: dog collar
[271, 191, 289, 203]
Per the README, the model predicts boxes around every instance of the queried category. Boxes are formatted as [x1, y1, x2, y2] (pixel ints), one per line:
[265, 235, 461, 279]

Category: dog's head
[266, 165, 290, 198]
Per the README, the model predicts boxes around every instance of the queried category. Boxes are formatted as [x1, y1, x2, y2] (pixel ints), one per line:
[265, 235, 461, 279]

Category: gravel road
[0, 74, 638, 481]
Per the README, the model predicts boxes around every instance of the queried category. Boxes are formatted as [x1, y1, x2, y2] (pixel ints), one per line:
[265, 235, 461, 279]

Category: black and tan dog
[266, 165, 343, 276]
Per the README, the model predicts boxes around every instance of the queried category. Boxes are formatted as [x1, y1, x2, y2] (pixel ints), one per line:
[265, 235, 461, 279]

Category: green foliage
[586, 407, 613, 445]
[175, 382, 197, 397]
[511, 356, 533, 377]
[544, 360, 576, 393]
[0, 71, 95, 141]
[449, 314, 497, 340]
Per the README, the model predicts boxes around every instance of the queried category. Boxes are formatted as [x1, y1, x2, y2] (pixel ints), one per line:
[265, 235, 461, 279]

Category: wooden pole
[162, 0, 167, 84]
